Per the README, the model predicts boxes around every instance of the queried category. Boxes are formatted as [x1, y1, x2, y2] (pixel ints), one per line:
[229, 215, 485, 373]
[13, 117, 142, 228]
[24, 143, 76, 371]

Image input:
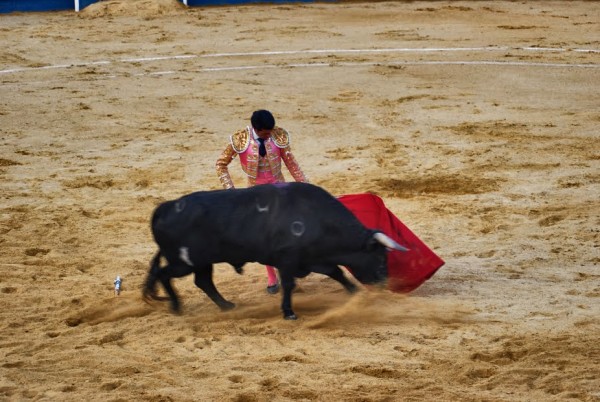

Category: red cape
[337, 193, 444, 293]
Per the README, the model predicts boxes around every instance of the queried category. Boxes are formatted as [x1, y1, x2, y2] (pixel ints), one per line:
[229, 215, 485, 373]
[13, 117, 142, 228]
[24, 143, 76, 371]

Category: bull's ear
[373, 232, 409, 252]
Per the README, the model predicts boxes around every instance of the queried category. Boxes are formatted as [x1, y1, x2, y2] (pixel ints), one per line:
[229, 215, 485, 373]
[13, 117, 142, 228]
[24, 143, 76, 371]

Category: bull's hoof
[283, 309, 297, 320]
[142, 293, 153, 305]
[169, 302, 181, 314]
[219, 301, 236, 311]
[143, 289, 170, 302]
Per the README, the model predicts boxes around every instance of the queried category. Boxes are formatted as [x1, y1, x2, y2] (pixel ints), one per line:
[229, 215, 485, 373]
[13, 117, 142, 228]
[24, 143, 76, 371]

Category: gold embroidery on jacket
[215, 144, 237, 189]
[230, 128, 250, 153]
[272, 127, 290, 148]
[244, 139, 260, 179]
[281, 147, 308, 183]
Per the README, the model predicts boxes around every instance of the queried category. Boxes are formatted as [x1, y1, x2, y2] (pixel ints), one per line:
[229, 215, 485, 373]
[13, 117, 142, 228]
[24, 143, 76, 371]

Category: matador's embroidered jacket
[216, 126, 308, 189]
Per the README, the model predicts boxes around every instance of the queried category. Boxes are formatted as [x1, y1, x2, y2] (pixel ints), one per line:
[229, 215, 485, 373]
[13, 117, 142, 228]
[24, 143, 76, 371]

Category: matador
[215, 110, 308, 294]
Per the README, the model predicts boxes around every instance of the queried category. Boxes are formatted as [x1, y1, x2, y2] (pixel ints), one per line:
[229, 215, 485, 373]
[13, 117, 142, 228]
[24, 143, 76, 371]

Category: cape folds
[337, 193, 444, 293]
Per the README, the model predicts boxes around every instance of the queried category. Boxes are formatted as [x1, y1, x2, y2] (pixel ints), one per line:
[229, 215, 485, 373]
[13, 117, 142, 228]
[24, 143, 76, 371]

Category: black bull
[143, 182, 407, 320]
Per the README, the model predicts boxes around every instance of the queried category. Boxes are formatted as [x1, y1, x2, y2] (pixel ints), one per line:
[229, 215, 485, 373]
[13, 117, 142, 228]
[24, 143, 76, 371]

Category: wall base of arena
[181, 0, 334, 5]
[0, 0, 333, 14]
[0, 0, 95, 13]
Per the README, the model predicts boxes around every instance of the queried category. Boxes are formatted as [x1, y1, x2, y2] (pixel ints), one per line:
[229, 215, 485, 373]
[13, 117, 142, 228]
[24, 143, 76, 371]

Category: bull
[143, 182, 407, 320]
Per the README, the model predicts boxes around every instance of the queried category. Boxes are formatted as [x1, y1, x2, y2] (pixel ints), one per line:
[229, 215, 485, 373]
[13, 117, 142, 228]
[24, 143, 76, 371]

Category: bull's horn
[373, 232, 409, 252]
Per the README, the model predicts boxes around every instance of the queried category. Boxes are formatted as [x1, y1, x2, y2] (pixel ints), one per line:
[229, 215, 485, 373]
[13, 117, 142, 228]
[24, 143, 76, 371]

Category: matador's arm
[281, 145, 309, 183]
[215, 144, 237, 189]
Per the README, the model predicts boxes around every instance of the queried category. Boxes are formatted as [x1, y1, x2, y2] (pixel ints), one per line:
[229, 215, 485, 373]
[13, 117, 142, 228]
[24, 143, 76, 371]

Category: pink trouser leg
[266, 265, 278, 286]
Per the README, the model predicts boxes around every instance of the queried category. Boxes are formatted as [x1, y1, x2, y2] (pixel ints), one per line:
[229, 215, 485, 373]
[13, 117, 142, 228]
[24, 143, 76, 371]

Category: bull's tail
[143, 250, 169, 302]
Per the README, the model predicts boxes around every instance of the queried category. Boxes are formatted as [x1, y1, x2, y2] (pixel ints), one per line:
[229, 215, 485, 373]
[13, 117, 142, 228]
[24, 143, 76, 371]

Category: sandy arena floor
[1, 1, 599, 401]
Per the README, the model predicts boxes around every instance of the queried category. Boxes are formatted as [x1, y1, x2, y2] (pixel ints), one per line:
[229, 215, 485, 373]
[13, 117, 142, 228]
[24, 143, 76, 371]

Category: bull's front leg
[311, 264, 358, 294]
[193, 265, 235, 311]
[278, 270, 297, 320]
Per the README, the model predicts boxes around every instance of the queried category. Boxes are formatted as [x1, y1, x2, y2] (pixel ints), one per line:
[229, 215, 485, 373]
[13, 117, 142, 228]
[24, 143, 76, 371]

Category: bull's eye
[175, 200, 186, 213]
[290, 221, 305, 237]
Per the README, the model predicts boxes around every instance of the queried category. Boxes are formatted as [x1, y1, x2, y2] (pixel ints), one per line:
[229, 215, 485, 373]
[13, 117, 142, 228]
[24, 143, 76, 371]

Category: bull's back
[151, 191, 214, 243]
[150, 183, 366, 251]
[151, 188, 256, 243]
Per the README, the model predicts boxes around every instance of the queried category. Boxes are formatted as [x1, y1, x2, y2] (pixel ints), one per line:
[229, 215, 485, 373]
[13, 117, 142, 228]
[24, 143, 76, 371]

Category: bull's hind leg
[143, 252, 170, 302]
[193, 265, 235, 311]
[156, 263, 194, 313]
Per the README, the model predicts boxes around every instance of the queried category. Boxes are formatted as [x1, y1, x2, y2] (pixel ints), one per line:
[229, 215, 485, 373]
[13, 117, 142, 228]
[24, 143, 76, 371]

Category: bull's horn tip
[373, 232, 408, 251]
